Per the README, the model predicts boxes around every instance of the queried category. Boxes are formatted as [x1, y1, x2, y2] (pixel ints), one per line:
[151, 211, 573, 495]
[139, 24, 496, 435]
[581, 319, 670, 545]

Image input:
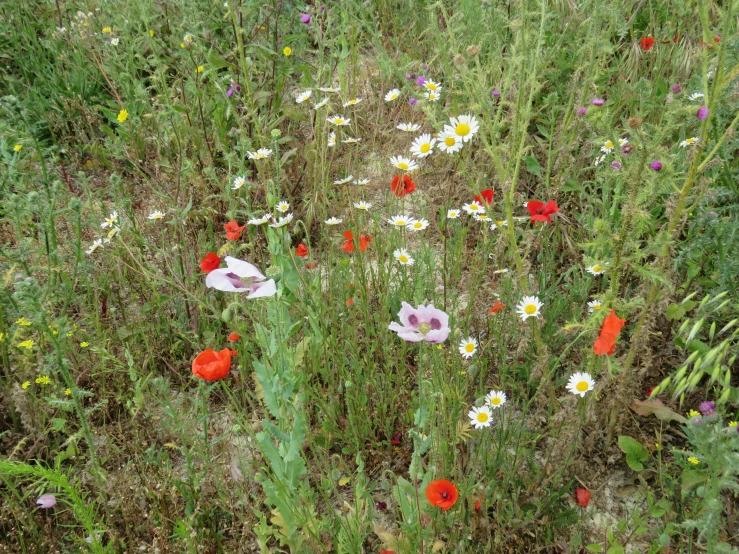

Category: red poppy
[230, 349, 238, 357]
[575, 488, 591, 507]
[488, 301, 506, 314]
[224, 220, 245, 241]
[342, 230, 372, 253]
[425, 479, 458, 511]
[645, 386, 656, 398]
[391, 174, 416, 197]
[390, 432, 402, 446]
[474, 500, 482, 512]
[305, 262, 318, 269]
[593, 309, 626, 356]
[714, 36, 720, 43]
[200, 252, 221, 273]
[192, 348, 232, 381]
[640, 37, 654, 51]
[673, 33, 678, 43]
[346, 298, 354, 307]
[526, 200, 559, 224]
[295, 243, 309, 257]
[474, 189, 494, 205]
[380, 550, 395, 554]
[228, 333, 240, 342]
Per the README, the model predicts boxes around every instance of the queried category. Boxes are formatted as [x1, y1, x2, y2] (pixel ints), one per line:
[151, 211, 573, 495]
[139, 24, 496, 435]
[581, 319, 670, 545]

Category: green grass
[1, 0, 738, 552]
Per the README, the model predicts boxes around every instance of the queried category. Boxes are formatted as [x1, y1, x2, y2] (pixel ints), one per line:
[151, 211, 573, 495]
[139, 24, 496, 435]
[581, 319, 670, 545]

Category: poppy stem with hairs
[200, 380, 209, 460]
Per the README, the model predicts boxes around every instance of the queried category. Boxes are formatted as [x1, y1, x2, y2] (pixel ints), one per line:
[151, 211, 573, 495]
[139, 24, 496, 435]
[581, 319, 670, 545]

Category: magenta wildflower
[405, 73, 416, 80]
[697, 107, 709, 120]
[491, 89, 500, 97]
[699, 401, 715, 416]
[37, 495, 56, 509]
[672, 84, 682, 93]
[592, 98, 604, 106]
[650, 160, 662, 171]
[416, 75, 426, 87]
[577, 107, 587, 115]
[299, 13, 311, 24]
[409, 97, 417, 107]
[610, 161, 622, 172]
[389, 302, 451, 343]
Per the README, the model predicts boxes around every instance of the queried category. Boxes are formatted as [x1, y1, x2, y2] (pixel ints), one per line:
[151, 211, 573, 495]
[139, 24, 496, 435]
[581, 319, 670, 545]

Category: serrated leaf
[524, 155, 542, 177]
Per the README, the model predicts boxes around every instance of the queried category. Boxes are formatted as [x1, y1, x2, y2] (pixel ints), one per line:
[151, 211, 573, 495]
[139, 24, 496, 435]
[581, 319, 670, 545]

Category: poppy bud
[575, 488, 590, 507]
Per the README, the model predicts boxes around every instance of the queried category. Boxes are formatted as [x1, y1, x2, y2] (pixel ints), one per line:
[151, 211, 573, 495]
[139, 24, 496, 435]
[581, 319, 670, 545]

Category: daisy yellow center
[399, 255, 408, 263]
[334, 118, 343, 124]
[396, 220, 405, 225]
[420, 143, 431, 153]
[491, 398, 501, 405]
[593, 265, 602, 272]
[605, 141, 613, 148]
[469, 204, 479, 211]
[476, 412, 489, 423]
[450, 212, 457, 216]
[427, 83, 437, 90]
[390, 93, 397, 99]
[465, 343, 475, 352]
[594, 305, 602, 310]
[398, 162, 409, 169]
[687, 138, 695, 143]
[456, 123, 471, 136]
[445, 137, 456, 146]
[576, 381, 588, 392]
[413, 222, 422, 228]
[524, 304, 536, 315]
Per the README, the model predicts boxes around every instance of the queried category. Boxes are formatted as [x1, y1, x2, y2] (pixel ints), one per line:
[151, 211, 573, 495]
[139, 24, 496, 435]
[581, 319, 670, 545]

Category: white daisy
[388, 215, 414, 228]
[385, 89, 400, 102]
[437, 130, 463, 153]
[86, 239, 104, 255]
[148, 210, 165, 220]
[566, 372, 595, 397]
[232, 176, 247, 190]
[104, 226, 120, 242]
[342, 137, 361, 144]
[183, 33, 194, 44]
[458, 337, 478, 359]
[393, 248, 414, 266]
[110, 37, 120, 46]
[269, 213, 293, 228]
[342, 98, 362, 107]
[390, 155, 419, 172]
[447, 208, 460, 219]
[247, 148, 273, 160]
[397, 122, 420, 132]
[600, 140, 614, 154]
[248, 215, 270, 225]
[275, 200, 290, 213]
[408, 218, 429, 232]
[468, 406, 493, 429]
[353, 178, 370, 185]
[587, 299, 603, 313]
[325, 217, 343, 225]
[462, 202, 485, 215]
[594, 154, 606, 166]
[424, 79, 442, 92]
[410, 134, 436, 158]
[314, 98, 329, 109]
[100, 211, 119, 229]
[473, 213, 492, 222]
[493, 268, 509, 274]
[447, 115, 479, 143]
[424, 91, 440, 102]
[680, 137, 699, 148]
[295, 90, 312, 104]
[485, 390, 507, 408]
[618, 137, 628, 147]
[688, 92, 704, 101]
[327, 132, 336, 147]
[327, 115, 350, 126]
[334, 175, 354, 185]
[489, 219, 509, 232]
[353, 201, 372, 211]
[516, 295, 543, 321]
[319, 86, 341, 93]
[586, 263, 605, 275]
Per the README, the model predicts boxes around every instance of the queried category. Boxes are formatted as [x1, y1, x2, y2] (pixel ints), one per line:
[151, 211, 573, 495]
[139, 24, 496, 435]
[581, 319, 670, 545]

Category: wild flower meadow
[1, 0, 738, 552]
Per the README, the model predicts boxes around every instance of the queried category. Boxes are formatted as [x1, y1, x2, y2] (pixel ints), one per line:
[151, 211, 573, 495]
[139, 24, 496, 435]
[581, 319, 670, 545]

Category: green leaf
[586, 545, 603, 553]
[681, 468, 708, 490]
[618, 436, 649, 471]
[562, 178, 583, 193]
[50, 417, 67, 432]
[666, 303, 685, 321]
[524, 156, 543, 177]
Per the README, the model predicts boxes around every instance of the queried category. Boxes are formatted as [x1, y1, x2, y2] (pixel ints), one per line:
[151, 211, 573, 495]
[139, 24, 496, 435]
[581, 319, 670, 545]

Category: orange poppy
[200, 252, 221, 273]
[342, 230, 372, 253]
[593, 309, 626, 356]
[228, 333, 240, 342]
[192, 348, 232, 381]
[425, 479, 458, 511]
[295, 243, 309, 257]
[391, 174, 416, 197]
[224, 220, 245, 241]
[640, 37, 655, 51]
[488, 301, 506, 314]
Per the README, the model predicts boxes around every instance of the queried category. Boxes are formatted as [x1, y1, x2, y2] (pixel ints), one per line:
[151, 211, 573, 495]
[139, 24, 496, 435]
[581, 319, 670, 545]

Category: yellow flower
[180, 42, 185, 48]
[102, 26, 111, 33]
[196, 65, 204, 73]
[149, 30, 154, 37]
[687, 409, 700, 417]
[283, 46, 292, 57]
[0, 332, 4, 342]
[729, 421, 738, 428]
[687, 456, 699, 465]
[17, 340, 34, 350]
[655, 443, 661, 450]
[35, 375, 51, 385]
[21, 381, 30, 390]
[117, 109, 128, 123]
[65, 332, 73, 338]
[16, 317, 31, 326]
[80, 342, 89, 348]
[13, 144, 22, 152]
[64, 388, 72, 396]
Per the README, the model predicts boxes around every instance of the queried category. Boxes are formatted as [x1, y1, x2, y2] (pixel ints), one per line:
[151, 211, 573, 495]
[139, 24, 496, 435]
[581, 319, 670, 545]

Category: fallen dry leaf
[631, 399, 687, 424]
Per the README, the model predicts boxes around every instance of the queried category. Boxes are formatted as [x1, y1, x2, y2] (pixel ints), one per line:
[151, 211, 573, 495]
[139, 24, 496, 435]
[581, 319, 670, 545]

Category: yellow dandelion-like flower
[687, 456, 699, 465]
[80, 342, 90, 348]
[16, 317, 31, 326]
[64, 388, 72, 396]
[283, 46, 292, 56]
[35, 375, 51, 385]
[102, 26, 111, 33]
[17, 340, 34, 350]
[149, 30, 154, 37]
[196, 65, 204, 73]
[687, 409, 700, 417]
[21, 381, 31, 390]
[65, 331, 73, 337]
[729, 421, 738, 428]
[117, 109, 128, 123]
[14, 144, 23, 152]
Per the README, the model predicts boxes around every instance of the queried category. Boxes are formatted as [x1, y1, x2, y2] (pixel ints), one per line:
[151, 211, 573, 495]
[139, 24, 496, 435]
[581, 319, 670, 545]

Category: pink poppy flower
[205, 256, 276, 298]
[389, 302, 450, 343]
[36, 495, 57, 509]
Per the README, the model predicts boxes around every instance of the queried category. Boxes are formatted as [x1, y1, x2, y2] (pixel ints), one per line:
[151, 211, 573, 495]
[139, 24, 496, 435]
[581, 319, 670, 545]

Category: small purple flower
[699, 401, 715, 416]
[691, 416, 702, 425]
[592, 98, 604, 106]
[388, 302, 451, 343]
[672, 84, 682, 93]
[491, 89, 500, 97]
[697, 107, 709, 120]
[234, 84, 241, 93]
[405, 73, 415, 81]
[37, 495, 56, 509]
[299, 13, 311, 24]
[650, 160, 663, 171]
[416, 75, 426, 87]
[610, 161, 622, 172]
[577, 107, 587, 116]
[409, 97, 417, 107]
[227, 88, 234, 98]
[422, 64, 430, 72]
[708, 211, 717, 217]
[621, 144, 634, 156]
